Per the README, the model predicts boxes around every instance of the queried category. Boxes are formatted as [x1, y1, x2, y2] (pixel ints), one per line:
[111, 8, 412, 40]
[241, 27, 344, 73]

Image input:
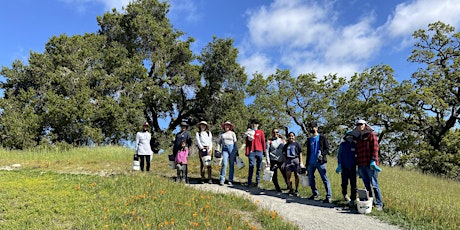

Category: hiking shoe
[374, 204, 383, 211]
[200, 179, 205, 184]
[275, 188, 282, 192]
[219, 181, 224, 186]
[349, 200, 355, 207]
[308, 195, 319, 200]
[208, 179, 213, 184]
[343, 194, 351, 202]
[323, 198, 332, 203]
[288, 189, 294, 196]
[294, 190, 299, 197]
[227, 181, 232, 186]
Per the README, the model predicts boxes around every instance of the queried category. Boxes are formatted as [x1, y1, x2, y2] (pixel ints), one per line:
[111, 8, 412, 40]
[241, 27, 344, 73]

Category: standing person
[352, 119, 384, 211]
[281, 132, 303, 196]
[267, 128, 288, 192]
[173, 121, 192, 158]
[245, 119, 266, 188]
[196, 121, 213, 184]
[135, 122, 153, 172]
[175, 140, 189, 183]
[305, 121, 333, 203]
[217, 121, 238, 186]
[336, 131, 357, 207]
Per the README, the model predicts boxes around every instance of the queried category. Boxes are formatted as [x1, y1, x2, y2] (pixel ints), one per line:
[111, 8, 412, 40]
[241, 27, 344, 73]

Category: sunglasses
[273, 131, 279, 134]
[356, 123, 364, 126]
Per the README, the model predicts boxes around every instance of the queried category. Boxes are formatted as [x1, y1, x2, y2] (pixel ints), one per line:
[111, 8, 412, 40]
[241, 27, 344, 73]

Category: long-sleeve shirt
[173, 131, 192, 155]
[218, 131, 237, 150]
[245, 129, 266, 155]
[196, 131, 213, 151]
[136, 131, 153, 156]
[175, 148, 189, 164]
[356, 131, 379, 167]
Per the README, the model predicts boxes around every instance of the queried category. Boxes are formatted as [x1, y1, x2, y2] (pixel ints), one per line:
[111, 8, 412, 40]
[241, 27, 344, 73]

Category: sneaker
[374, 205, 383, 211]
[308, 195, 319, 200]
[219, 181, 224, 186]
[288, 189, 294, 196]
[349, 200, 355, 207]
[294, 190, 299, 197]
[200, 179, 205, 184]
[343, 194, 351, 202]
[208, 179, 212, 184]
[227, 181, 232, 186]
[323, 198, 332, 203]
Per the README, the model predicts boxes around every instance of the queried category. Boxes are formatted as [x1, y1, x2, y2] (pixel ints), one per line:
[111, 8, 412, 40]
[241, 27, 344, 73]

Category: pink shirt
[175, 148, 189, 164]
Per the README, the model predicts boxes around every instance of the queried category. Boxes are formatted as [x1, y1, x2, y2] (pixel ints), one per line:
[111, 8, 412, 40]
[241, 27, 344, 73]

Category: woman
[135, 122, 153, 172]
[282, 132, 303, 196]
[218, 121, 238, 186]
[196, 121, 213, 184]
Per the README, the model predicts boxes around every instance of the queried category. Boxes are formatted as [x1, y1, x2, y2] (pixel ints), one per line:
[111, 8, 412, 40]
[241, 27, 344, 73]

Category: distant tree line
[0, 0, 459, 179]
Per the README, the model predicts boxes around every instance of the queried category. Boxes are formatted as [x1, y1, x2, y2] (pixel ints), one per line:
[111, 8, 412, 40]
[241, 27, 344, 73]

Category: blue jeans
[248, 151, 263, 185]
[220, 144, 236, 183]
[358, 166, 383, 206]
[308, 163, 332, 198]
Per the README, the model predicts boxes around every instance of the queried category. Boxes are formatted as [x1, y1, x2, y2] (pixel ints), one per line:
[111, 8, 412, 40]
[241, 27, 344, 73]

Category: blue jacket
[337, 141, 356, 169]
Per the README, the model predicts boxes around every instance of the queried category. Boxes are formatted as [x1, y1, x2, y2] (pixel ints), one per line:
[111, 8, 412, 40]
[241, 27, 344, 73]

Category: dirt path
[188, 183, 400, 230]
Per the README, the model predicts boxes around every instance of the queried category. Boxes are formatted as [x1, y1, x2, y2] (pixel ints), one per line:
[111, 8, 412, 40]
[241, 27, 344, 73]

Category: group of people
[134, 118, 384, 210]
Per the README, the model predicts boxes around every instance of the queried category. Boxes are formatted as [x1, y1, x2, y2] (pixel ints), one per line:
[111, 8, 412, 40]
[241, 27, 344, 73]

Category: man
[267, 128, 288, 192]
[305, 121, 333, 203]
[245, 119, 266, 187]
[353, 119, 384, 211]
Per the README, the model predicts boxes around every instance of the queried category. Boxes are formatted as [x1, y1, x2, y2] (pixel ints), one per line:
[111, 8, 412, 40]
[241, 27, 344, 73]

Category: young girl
[175, 140, 189, 183]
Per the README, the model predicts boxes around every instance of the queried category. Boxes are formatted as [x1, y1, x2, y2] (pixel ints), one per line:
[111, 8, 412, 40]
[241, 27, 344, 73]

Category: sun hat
[143, 122, 149, 126]
[180, 121, 189, 127]
[356, 119, 367, 126]
[198, 121, 208, 127]
[221, 121, 234, 130]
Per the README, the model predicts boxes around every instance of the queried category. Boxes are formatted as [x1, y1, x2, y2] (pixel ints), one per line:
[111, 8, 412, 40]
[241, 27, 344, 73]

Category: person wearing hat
[173, 121, 192, 167]
[217, 121, 238, 185]
[305, 121, 333, 203]
[336, 130, 357, 207]
[245, 119, 266, 188]
[135, 122, 153, 172]
[353, 119, 384, 211]
[196, 121, 213, 184]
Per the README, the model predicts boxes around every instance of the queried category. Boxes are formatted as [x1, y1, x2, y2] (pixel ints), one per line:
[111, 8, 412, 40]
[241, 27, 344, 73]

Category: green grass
[1, 146, 459, 229]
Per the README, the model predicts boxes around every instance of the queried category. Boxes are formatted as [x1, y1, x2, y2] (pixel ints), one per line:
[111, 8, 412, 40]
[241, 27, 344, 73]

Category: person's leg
[370, 170, 383, 206]
[247, 151, 256, 186]
[184, 164, 189, 183]
[341, 169, 348, 197]
[220, 150, 229, 184]
[145, 155, 151, 172]
[358, 166, 372, 198]
[285, 170, 293, 191]
[255, 151, 263, 185]
[228, 145, 236, 182]
[139, 155, 145, 171]
[318, 163, 332, 198]
[279, 161, 288, 189]
[199, 157, 205, 180]
[307, 164, 319, 197]
[271, 161, 281, 191]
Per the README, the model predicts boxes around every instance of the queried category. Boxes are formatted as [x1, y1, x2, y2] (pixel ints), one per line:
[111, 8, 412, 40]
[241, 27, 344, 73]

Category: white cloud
[239, 52, 278, 78]
[241, 0, 382, 78]
[168, 0, 201, 24]
[59, 0, 132, 12]
[384, 0, 460, 38]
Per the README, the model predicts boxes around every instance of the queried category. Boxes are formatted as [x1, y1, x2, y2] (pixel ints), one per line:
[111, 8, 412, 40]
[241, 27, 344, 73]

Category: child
[175, 140, 189, 183]
[336, 131, 357, 206]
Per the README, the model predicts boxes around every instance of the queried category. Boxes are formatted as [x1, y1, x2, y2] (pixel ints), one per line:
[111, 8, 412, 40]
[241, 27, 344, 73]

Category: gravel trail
[188, 183, 400, 230]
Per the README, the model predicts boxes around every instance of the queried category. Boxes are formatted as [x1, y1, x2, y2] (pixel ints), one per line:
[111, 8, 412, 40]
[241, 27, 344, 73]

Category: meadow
[0, 146, 459, 229]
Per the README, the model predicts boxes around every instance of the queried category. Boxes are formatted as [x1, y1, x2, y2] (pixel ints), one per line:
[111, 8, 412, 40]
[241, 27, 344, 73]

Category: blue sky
[1, 0, 460, 82]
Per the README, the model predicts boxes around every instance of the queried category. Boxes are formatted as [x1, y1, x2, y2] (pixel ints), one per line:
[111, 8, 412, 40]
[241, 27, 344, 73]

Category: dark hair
[287, 132, 295, 136]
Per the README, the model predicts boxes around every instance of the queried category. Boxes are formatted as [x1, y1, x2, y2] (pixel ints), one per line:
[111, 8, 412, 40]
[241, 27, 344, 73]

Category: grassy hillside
[1, 146, 459, 229]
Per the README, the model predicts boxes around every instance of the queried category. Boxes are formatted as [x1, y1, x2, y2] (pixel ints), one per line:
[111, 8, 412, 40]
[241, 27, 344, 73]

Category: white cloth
[136, 131, 153, 156]
[196, 131, 213, 150]
[244, 128, 255, 141]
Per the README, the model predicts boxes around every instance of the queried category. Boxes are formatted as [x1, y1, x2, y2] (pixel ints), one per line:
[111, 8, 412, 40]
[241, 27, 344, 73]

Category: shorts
[285, 157, 300, 173]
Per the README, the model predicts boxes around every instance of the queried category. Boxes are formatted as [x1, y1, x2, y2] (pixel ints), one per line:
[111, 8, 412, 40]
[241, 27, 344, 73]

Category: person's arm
[297, 142, 303, 167]
[135, 133, 140, 152]
[370, 132, 379, 164]
[186, 132, 192, 148]
[196, 132, 204, 150]
[209, 132, 213, 153]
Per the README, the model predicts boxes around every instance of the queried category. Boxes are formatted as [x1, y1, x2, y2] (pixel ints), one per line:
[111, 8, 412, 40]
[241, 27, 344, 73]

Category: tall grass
[1, 146, 459, 229]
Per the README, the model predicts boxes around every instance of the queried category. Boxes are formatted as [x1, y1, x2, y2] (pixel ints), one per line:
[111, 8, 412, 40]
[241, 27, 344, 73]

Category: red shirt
[245, 129, 266, 155]
[356, 131, 379, 167]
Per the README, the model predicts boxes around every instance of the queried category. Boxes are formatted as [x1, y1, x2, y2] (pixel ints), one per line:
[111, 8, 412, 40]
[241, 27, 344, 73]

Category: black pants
[341, 166, 357, 200]
[138, 155, 151, 172]
[270, 160, 288, 191]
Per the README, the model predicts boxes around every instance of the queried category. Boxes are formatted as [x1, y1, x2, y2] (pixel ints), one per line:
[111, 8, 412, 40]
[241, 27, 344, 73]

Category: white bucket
[132, 160, 140, 171]
[357, 198, 373, 214]
[262, 168, 274, 182]
[202, 155, 212, 166]
[300, 174, 309, 186]
[236, 157, 245, 169]
[169, 161, 176, 169]
[213, 157, 222, 166]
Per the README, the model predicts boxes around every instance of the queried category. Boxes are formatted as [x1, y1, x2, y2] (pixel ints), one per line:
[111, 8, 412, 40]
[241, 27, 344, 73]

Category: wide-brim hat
[221, 121, 234, 130]
[180, 121, 189, 127]
[143, 122, 149, 127]
[198, 121, 208, 127]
